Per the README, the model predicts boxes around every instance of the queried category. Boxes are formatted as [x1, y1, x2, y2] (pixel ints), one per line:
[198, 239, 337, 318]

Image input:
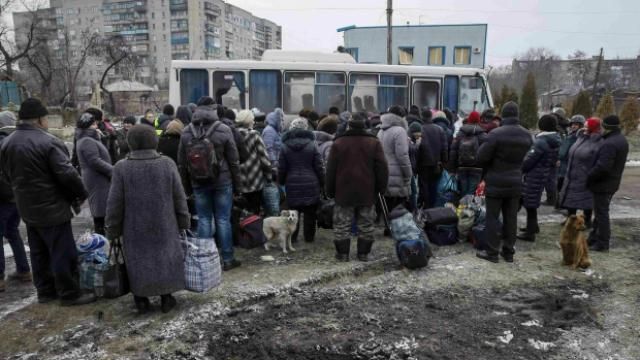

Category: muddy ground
[1, 168, 640, 360]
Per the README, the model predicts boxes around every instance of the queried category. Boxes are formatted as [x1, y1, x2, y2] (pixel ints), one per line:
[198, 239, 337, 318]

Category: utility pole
[386, 0, 393, 65]
[591, 47, 604, 112]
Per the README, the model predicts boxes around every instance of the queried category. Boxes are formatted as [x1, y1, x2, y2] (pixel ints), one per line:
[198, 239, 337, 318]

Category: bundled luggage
[435, 170, 460, 207]
[420, 207, 459, 246]
[316, 196, 335, 229]
[182, 230, 222, 293]
[76, 232, 110, 295]
[237, 214, 266, 249]
[389, 206, 432, 269]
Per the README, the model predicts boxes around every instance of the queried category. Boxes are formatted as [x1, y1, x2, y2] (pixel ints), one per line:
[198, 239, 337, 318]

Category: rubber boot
[334, 238, 351, 262]
[161, 294, 177, 313]
[356, 237, 374, 262]
[517, 208, 537, 242]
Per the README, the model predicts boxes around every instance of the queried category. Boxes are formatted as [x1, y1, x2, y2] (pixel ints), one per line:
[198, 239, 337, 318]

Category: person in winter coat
[235, 110, 272, 214]
[177, 96, 242, 271]
[175, 105, 192, 126]
[326, 115, 389, 261]
[432, 111, 454, 146]
[317, 114, 338, 136]
[218, 107, 250, 163]
[0, 98, 93, 306]
[157, 119, 184, 164]
[115, 116, 136, 161]
[517, 115, 562, 242]
[449, 111, 487, 196]
[106, 124, 189, 314]
[479, 109, 499, 133]
[416, 106, 448, 209]
[252, 108, 267, 134]
[559, 117, 601, 227]
[278, 118, 324, 243]
[377, 112, 412, 213]
[408, 121, 422, 212]
[336, 111, 352, 137]
[141, 109, 156, 127]
[75, 113, 113, 235]
[475, 101, 533, 263]
[0, 114, 32, 292]
[154, 104, 175, 135]
[557, 115, 585, 197]
[586, 115, 629, 252]
[262, 108, 284, 175]
[313, 121, 335, 171]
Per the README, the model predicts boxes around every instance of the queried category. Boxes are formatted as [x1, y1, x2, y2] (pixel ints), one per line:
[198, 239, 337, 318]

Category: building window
[345, 47, 358, 62]
[249, 70, 282, 113]
[398, 47, 414, 65]
[454, 47, 471, 65]
[213, 71, 246, 110]
[428, 46, 445, 66]
[348, 73, 407, 113]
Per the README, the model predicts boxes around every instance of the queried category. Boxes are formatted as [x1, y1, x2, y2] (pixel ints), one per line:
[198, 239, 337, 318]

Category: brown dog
[560, 214, 592, 269]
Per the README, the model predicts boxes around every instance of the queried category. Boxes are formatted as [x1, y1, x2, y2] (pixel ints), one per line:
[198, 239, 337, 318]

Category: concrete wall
[342, 24, 487, 68]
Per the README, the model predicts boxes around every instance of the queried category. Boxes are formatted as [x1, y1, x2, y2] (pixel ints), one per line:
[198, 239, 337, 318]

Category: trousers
[589, 192, 613, 248]
[484, 196, 519, 256]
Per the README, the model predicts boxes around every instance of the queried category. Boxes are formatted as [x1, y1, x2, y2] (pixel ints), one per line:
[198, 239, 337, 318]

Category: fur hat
[236, 109, 255, 128]
[569, 115, 585, 125]
[538, 114, 557, 132]
[501, 101, 518, 118]
[553, 107, 567, 119]
[123, 116, 137, 125]
[467, 111, 481, 124]
[18, 98, 48, 120]
[602, 115, 621, 130]
[290, 117, 308, 130]
[432, 111, 447, 121]
[0, 111, 17, 127]
[349, 113, 366, 129]
[127, 124, 159, 151]
[585, 117, 601, 133]
[318, 114, 338, 134]
[164, 119, 184, 135]
[85, 107, 103, 121]
[76, 113, 96, 129]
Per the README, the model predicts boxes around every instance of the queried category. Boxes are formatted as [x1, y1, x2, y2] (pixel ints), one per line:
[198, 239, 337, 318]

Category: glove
[271, 169, 278, 183]
[71, 199, 83, 215]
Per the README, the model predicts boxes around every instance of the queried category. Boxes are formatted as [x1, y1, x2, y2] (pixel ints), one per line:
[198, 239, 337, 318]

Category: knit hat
[569, 115, 585, 125]
[123, 116, 137, 125]
[236, 109, 255, 128]
[318, 114, 339, 134]
[602, 115, 621, 130]
[0, 111, 17, 127]
[127, 124, 158, 151]
[537, 114, 557, 132]
[18, 98, 48, 120]
[76, 112, 96, 129]
[164, 119, 184, 135]
[290, 117, 308, 130]
[585, 117, 601, 133]
[467, 111, 481, 124]
[408, 121, 422, 135]
[553, 107, 567, 119]
[432, 110, 447, 121]
[501, 101, 518, 118]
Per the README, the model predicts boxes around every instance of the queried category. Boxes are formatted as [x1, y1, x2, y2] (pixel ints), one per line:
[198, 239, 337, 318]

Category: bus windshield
[459, 76, 490, 116]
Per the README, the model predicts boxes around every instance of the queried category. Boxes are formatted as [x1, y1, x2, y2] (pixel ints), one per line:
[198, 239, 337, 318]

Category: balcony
[169, 0, 187, 11]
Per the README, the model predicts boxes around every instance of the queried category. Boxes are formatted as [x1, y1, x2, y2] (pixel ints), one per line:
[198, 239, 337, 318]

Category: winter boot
[334, 238, 351, 262]
[161, 294, 177, 313]
[356, 237, 374, 262]
[517, 230, 536, 242]
[134, 296, 151, 315]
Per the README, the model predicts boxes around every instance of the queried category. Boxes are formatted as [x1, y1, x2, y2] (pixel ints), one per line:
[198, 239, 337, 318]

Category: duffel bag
[421, 207, 458, 227]
[237, 215, 266, 249]
[317, 197, 335, 229]
[470, 225, 488, 250]
[396, 239, 431, 269]
[426, 224, 458, 246]
[182, 231, 222, 293]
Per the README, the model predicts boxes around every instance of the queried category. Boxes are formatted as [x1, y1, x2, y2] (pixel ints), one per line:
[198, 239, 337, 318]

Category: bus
[169, 50, 493, 117]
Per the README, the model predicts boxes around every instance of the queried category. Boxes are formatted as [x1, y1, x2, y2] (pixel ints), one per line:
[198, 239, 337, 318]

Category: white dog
[263, 210, 299, 253]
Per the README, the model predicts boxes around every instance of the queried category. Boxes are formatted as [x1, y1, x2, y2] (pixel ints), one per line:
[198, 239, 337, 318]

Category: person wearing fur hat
[75, 112, 113, 236]
[432, 110, 454, 148]
[235, 110, 272, 214]
[157, 119, 184, 164]
[449, 110, 487, 196]
[517, 115, 562, 242]
[106, 124, 189, 314]
[0, 98, 93, 306]
[586, 115, 629, 251]
[557, 115, 586, 208]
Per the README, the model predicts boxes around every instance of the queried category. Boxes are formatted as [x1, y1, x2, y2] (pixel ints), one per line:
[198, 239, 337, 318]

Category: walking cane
[378, 193, 390, 231]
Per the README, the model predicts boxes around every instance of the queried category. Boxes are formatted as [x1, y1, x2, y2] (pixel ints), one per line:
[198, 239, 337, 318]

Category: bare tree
[98, 35, 138, 114]
[0, 0, 42, 80]
[58, 27, 100, 107]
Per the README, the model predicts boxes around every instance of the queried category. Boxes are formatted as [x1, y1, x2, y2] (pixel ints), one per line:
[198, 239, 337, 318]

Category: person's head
[224, 108, 236, 121]
[144, 109, 155, 122]
[0, 110, 17, 127]
[175, 105, 192, 125]
[298, 108, 311, 119]
[197, 96, 215, 106]
[162, 104, 175, 117]
[187, 103, 197, 113]
[18, 98, 49, 129]
[501, 101, 519, 119]
[317, 114, 338, 135]
[76, 112, 97, 130]
[537, 114, 558, 132]
[85, 107, 103, 122]
[290, 117, 308, 131]
[420, 106, 432, 122]
[308, 110, 319, 123]
[328, 106, 340, 115]
[408, 121, 422, 141]
[432, 111, 448, 124]
[127, 124, 158, 151]
[467, 111, 481, 124]
[409, 105, 420, 117]
[235, 109, 255, 129]
[164, 119, 184, 135]
[569, 115, 585, 131]
[443, 108, 455, 124]
[585, 117, 601, 134]
[123, 116, 136, 131]
[387, 105, 406, 118]
[602, 115, 621, 134]
[481, 109, 496, 123]
[348, 112, 367, 130]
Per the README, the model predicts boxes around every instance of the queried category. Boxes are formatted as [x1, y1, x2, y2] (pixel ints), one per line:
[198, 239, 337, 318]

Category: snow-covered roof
[105, 80, 154, 93]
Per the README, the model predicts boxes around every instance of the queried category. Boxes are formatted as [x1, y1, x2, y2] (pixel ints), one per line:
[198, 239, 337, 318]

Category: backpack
[186, 123, 221, 182]
[458, 135, 479, 167]
[396, 239, 430, 269]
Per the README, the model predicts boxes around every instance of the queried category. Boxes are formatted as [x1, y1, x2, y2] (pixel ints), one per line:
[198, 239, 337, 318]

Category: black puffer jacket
[417, 119, 448, 168]
[0, 127, 15, 202]
[220, 116, 250, 163]
[449, 123, 487, 170]
[587, 129, 629, 194]
[0, 123, 87, 227]
[278, 129, 323, 208]
[521, 132, 562, 209]
[477, 117, 533, 198]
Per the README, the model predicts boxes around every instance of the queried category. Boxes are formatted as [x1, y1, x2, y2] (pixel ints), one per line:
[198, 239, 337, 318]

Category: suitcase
[237, 215, 266, 249]
[421, 207, 458, 226]
[426, 224, 458, 246]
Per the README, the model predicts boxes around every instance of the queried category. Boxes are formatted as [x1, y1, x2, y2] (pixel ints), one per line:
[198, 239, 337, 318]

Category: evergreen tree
[507, 88, 519, 103]
[519, 72, 538, 129]
[594, 92, 616, 118]
[619, 96, 640, 134]
[571, 91, 592, 118]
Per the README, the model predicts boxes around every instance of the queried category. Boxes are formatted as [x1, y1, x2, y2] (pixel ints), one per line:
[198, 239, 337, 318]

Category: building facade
[13, 0, 281, 91]
[338, 24, 487, 69]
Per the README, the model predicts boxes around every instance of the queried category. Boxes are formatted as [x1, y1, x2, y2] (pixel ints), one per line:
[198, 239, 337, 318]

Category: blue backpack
[390, 209, 432, 269]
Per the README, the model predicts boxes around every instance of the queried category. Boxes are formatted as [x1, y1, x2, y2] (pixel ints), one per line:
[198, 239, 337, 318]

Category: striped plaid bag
[182, 231, 222, 293]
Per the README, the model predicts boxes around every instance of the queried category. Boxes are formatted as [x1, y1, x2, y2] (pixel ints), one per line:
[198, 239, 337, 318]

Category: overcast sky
[226, 0, 640, 67]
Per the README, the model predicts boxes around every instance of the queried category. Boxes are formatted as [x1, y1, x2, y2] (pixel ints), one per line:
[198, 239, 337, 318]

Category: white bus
[169, 50, 493, 117]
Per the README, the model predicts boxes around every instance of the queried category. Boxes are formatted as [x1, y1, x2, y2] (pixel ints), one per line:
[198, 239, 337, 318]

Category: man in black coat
[586, 115, 629, 251]
[0, 98, 94, 306]
[475, 101, 533, 263]
[416, 106, 448, 209]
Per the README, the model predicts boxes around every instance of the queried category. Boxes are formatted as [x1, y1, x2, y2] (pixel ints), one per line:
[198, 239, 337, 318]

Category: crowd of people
[0, 95, 629, 313]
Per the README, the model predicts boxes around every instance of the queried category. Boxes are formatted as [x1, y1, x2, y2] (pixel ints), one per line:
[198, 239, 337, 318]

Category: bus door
[411, 77, 441, 110]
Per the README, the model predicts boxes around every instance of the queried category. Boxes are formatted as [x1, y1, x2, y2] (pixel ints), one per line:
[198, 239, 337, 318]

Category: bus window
[444, 75, 459, 112]
[412, 80, 440, 110]
[378, 74, 407, 113]
[213, 71, 245, 110]
[349, 73, 378, 113]
[315, 72, 346, 114]
[283, 72, 314, 114]
[459, 76, 489, 115]
[250, 70, 282, 113]
[180, 69, 208, 105]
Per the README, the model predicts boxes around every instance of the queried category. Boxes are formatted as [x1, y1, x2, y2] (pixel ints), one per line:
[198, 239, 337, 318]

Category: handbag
[102, 237, 130, 299]
[182, 230, 222, 293]
[237, 215, 266, 249]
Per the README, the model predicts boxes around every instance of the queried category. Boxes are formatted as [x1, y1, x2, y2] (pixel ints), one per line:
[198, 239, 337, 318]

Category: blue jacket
[558, 128, 579, 177]
[262, 109, 283, 171]
[278, 129, 323, 208]
[521, 132, 562, 209]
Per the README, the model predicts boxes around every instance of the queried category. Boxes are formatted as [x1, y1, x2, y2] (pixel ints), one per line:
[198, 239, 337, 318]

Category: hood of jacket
[380, 113, 407, 130]
[157, 113, 173, 124]
[432, 116, 450, 128]
[459, 123, 485, 136]
[266, 110, 283, 133]
[282, 128, 315, 151]
[501, 116, 520, 126]
[313, 130, 333, 145]
[537, 131, 562, 149]
[406, 114, 423, 127]
[75, 127, 100, 141]
[192, 105, 218, 125]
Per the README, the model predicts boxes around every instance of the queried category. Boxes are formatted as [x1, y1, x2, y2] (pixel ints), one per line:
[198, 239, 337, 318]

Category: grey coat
[105, 150, 190, 297]
[377, 113, 412, 197]
[76, 128, 112, 217]
[560, 131, 603, 210]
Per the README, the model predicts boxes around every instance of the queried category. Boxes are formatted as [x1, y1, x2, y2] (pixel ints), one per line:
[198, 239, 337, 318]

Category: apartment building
[13, 0, 281, 90]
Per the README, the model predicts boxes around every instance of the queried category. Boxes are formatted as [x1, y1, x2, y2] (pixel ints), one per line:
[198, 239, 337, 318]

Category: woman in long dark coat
[106, 125, 190, 314]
